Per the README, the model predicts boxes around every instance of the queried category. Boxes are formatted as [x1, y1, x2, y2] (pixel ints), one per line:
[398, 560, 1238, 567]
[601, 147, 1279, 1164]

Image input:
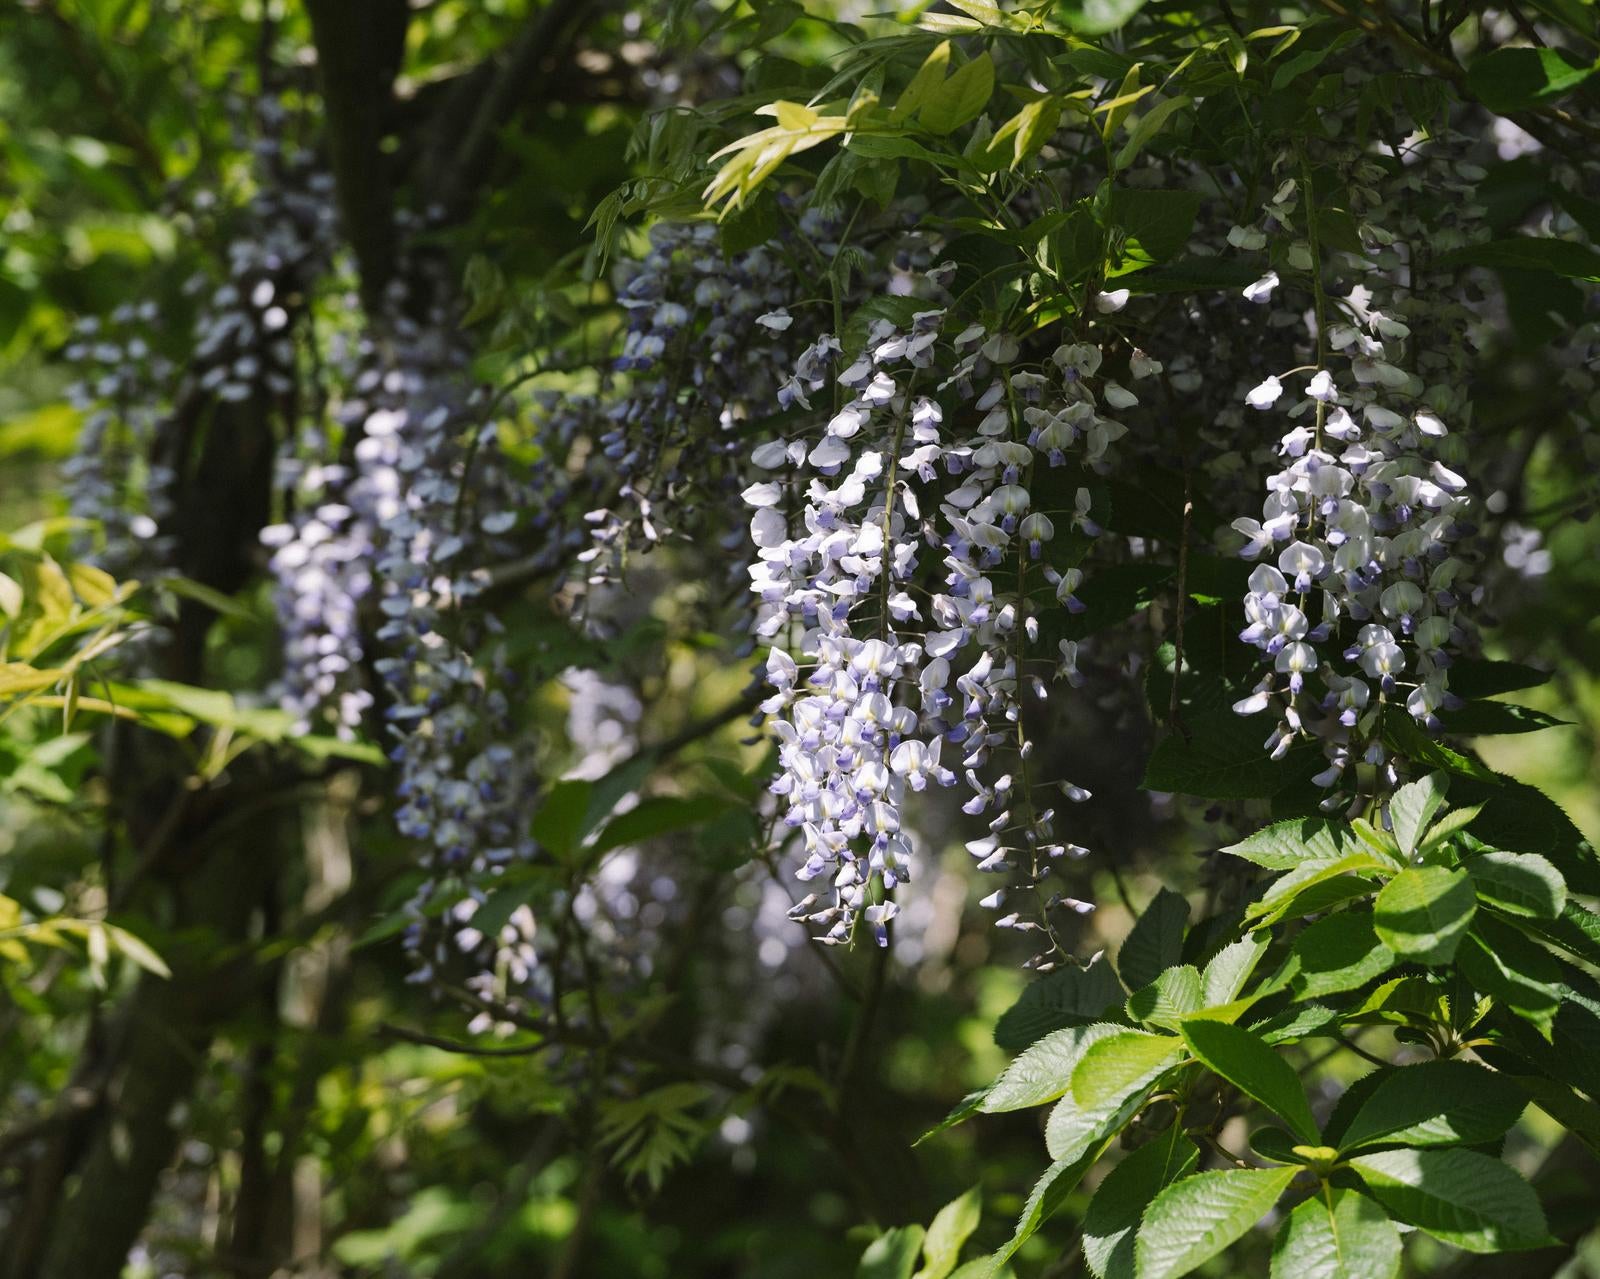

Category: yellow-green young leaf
[1373, 867, 1476, 964]
[914, 1186, 982, 1279]
[0, 571, 22, 617]
[983, 97, 1061, 170]
[1334, 1060, 1526, 1152]
[1269, 1190, 1400, 1279]
[1465, 851, 1567, 919]
[105, 924, 171, 978]
[1181, 1018, 1318, 1143]
[1349, 1148, 1554, 1252]
[1098, 62, 1142, 137]
[920, 53, 995, 135]
[1134, 1166, 1297, 1279]
[1083, 1127, 1198, 1279]
[891, 41, 953, 123]
[1114, 94, 1190, 170]
[65, 561, 118, 607]
[0, 662, 66, 695]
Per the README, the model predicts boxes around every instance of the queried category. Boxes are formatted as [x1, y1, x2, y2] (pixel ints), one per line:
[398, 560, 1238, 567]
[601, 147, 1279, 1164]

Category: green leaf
[1389, 773, 1448, 858]
[1046, 1030, 1183, 1162]
[1446, 659, 1552, 698]
[1108, 189, 1203, 266]
[1336, 1060, 1527, 1152]
[983, 1022, 1122, 1113]
[531, 779, 594, 860]
[1058, 0, 1149, 35]
[1373, 867, 1476, 965]
[1142, 706, 1320, 799]
[990, 1146, 1104, 1268]
[1444, 701, 1568, 736]
[920, 53, 995, 135]
[1127, 965, 1203, 1029]
[915, 1187, 982, 1279]
[917, 1087, 990, 1145]
[1118, 888, 1189, 990]
[1181, 1019, 1318, 1143]
[1134, 1167, 1297, 1279]
[1269, 1190, 1400, 1279]
[1253, 1003, 1342, 1045]
[1276, 912, 1395, 1000]
[1457, 915, 1562, 1035]
[1114, 97, 1191, 172]
[1417, 804, 1483, 853]
[587, 794, 737, 856]
[1083, 1127, 1199, 1279]
[860, 1225, 926, 1279]
[1070, 1029, 1186, 1110]
[1222, 818, 1353, 870]
[1466, 45, 1596, 115]
[1465, 851, 1567, 919]
[994, 956, 1125, 1051]
[1246, 851, 1391, 926]
[1349, 1148, 1554, 1252]
[1437, 235, 1600, 281]
[1200, 934, 1271, 1006]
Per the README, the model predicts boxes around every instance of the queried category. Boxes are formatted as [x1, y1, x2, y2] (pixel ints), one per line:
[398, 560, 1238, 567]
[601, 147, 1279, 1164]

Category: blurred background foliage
[0, 1, 1598, 1277]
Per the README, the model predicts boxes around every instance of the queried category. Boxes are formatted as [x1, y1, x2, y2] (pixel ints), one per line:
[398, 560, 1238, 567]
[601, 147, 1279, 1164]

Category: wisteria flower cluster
[745, 283, 1150, 960]
[1226, 143, 1484, 813]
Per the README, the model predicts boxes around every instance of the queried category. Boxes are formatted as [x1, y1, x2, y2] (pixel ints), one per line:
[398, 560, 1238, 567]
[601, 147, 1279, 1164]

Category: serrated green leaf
[1336, 1060, 1527, 1152]
[994, 956, 1125, 1051]
[1181, 1018, 1318, 1143]
[1200, 934, 1271, 1006]
[1269, 1190, 1400, 1279]
[1118, 888, 1189, 990]
[1071, 1029, 1185, 1110]
[1349, 1148, 1553, 1252]
[1246, 852, 1389, 926]
[1134, 1166, 1297, 1279]
[1083, 1127, 1199, 1279]
[1465, 851, 1566, 919]
[1048, 1029, 1182, 1162]
[1457, 915, 1562, 1035]
[1417, 804, 1483, 852]
[1373, 867, 1476, 965]
[990, 1146, 1104, 1268]
[983, 1022, 1123, 1113]
[1275, 912, 1395, 1000]
[1127, 965, 1203, 1029]
[1221, 818, 1353, 870]
[1389, 773, 1449, 858]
